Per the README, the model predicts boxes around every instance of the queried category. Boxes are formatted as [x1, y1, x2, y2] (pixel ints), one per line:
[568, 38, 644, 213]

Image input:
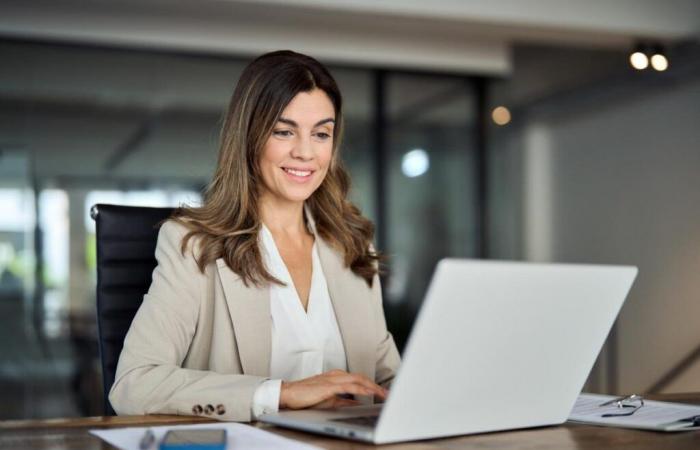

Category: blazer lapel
[216, 259, 271, 377]
[215, 207, 373, 382]
[316, 238, 375, 380]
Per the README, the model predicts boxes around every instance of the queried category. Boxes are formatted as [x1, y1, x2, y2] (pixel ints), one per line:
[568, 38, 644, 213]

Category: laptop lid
[373, 259, 637, 444]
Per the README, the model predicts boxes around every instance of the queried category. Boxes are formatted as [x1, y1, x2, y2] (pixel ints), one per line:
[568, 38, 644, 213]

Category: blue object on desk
[159, 429, 227, 450]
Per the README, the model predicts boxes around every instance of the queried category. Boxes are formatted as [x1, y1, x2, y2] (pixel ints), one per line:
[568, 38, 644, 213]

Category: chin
[280, 188, 316, 204]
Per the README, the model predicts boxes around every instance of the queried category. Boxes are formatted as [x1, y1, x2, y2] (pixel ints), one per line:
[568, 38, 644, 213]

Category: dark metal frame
[372, 70, 389, 253]
[474, 77, 489, 258]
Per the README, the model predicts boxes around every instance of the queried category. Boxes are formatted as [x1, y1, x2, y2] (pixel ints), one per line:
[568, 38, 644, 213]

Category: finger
[330, 383, 377, 398]
[330, 373, 387, 399]
[323, 371, 381, 389]
[318, 369, 387, 400]
[310, 393, 352, 409]
[312, 396, 360, 410]
[354, 377, 387, 399]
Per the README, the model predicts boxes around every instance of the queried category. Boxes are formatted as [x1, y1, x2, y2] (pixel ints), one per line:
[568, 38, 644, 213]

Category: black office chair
[91, 204, 174, 415]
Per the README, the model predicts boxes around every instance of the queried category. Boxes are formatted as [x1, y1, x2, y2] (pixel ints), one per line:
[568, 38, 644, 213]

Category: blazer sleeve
[370, 273, 401, 388]
[108, 221, 267, 422]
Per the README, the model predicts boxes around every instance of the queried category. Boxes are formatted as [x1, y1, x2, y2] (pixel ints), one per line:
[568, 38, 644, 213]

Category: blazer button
[204, 404, 215, 415]
[192, 404, 203, 415]
[216, 404, 226, 415]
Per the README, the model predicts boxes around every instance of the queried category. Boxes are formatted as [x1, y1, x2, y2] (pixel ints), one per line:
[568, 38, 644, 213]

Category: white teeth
[284, 168, 312, 177]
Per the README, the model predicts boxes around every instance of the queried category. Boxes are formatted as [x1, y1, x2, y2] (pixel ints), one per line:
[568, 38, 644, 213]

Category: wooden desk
[2, 394, 699, 449]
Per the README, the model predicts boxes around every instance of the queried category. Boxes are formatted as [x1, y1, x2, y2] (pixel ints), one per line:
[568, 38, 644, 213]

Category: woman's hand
[279, 369, 388, 410]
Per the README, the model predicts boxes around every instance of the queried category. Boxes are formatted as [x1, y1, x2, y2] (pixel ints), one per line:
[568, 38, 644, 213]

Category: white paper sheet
[569, 393, 700, 431]
[89, 421, 322, 450]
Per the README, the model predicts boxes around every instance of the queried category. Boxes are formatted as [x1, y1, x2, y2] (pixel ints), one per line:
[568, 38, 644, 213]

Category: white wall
[518, 78, 700, 393]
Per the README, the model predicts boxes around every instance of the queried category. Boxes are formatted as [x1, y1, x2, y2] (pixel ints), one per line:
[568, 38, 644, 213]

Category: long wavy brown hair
[171, 50, 380, 287]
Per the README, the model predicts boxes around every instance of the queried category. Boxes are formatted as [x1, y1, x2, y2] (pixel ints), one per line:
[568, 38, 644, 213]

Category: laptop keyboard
[330, 415, 379, 428]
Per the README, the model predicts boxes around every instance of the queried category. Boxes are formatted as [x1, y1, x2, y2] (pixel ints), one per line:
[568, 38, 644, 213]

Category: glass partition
[382, 74, 480, 349]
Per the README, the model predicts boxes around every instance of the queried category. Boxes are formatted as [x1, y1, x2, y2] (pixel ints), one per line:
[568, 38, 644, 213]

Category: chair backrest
[91, 203, 174, 415]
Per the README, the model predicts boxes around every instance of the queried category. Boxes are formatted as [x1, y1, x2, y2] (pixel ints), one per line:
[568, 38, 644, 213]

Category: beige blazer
[109, 217, 401, 422]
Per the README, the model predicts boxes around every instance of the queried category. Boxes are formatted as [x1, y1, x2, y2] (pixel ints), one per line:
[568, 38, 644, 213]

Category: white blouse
[250, 223, 347, 417]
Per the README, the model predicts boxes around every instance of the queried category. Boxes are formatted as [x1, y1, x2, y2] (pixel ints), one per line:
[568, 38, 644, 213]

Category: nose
[290, 134, 314, 161]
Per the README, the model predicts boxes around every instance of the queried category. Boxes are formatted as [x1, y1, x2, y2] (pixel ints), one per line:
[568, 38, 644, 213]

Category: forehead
[280, 89, 335, 122]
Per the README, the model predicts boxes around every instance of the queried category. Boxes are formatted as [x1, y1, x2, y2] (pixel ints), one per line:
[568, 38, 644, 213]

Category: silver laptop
[260, 259, 637, 444]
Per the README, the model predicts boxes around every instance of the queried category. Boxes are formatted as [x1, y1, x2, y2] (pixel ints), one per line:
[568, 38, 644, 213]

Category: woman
[109, 50, 401, 422]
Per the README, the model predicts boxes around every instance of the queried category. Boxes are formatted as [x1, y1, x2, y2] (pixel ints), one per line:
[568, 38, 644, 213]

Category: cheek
[262, 140, 289, 166]
[317, 144, 334, 169]
[259, 142, 284, 190]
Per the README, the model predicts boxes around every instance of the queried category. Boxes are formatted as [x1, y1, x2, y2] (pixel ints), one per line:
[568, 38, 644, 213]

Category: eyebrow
[277, 117, 335, 128]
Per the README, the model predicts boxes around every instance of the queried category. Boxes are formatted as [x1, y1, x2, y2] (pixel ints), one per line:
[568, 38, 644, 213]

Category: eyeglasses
[599, 394, 645, 417]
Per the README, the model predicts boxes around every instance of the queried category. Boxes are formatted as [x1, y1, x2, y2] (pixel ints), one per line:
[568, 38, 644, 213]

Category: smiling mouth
[282, 167, 314, 177]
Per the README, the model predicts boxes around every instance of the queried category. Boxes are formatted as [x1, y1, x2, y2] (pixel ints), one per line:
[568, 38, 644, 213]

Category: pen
[139, 428, 155, 450]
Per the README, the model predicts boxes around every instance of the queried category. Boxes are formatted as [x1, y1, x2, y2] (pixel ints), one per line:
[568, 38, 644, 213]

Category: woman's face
[259, 88, 335, 206]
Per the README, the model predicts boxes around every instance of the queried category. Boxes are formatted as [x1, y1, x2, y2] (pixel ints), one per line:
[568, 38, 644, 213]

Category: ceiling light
[650, 47, 669, 71]
[491, 106, 511, 126]
[629, 51, 649, 70]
